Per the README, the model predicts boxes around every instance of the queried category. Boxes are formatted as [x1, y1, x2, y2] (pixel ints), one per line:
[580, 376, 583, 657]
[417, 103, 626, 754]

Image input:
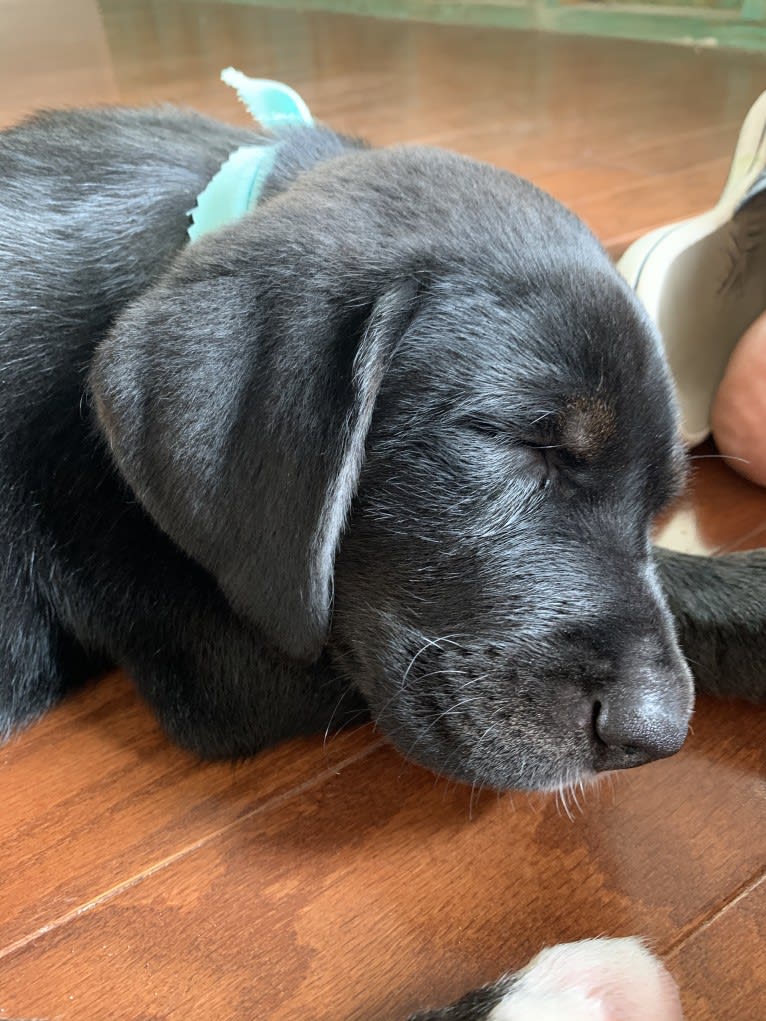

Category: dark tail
[654, 546, 766, 701]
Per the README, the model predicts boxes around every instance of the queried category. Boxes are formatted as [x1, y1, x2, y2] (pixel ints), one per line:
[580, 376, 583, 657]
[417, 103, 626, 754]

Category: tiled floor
[1, 3, 765, 1019]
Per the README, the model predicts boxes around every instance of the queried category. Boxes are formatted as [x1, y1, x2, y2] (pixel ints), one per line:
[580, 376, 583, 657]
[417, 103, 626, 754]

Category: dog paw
[490, 937, 683, 1021]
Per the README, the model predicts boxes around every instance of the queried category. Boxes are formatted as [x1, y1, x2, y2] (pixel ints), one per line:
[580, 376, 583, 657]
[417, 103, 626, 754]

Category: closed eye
[463, 416, 507, 439]
[460, 416, 554, 489]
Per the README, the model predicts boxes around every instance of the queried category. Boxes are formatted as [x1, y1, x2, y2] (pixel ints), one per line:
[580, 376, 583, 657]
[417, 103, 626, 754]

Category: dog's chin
[372, 712, 596, 793]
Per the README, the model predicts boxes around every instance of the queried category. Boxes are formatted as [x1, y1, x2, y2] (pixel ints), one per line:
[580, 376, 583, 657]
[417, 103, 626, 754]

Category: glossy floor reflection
[1, 3, 765, 1019]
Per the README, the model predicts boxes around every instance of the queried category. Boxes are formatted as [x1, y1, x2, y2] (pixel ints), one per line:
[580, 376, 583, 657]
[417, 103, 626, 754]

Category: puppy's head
[92, 141, 693, 790]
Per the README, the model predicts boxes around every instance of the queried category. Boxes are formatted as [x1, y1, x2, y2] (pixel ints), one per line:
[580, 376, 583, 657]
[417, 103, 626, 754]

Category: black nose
[592, 685, 691, 772]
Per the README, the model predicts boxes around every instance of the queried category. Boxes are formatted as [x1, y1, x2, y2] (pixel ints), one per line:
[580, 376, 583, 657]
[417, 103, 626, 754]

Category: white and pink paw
[409, 936, 683, 1021]
[489, 937, 683, 1021]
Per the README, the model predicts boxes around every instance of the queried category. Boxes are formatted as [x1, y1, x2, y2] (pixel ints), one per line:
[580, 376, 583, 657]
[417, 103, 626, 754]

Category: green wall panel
[193, 0, 766, 51]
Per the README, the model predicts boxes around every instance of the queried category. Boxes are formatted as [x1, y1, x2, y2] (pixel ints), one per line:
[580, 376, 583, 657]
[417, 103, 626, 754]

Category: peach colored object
[712, 309, 766, 487]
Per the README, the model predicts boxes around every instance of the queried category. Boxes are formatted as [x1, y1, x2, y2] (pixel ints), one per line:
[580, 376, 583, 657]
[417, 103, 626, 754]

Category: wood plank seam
[0, 736, 384, 964]
[664, 867, 766, 957]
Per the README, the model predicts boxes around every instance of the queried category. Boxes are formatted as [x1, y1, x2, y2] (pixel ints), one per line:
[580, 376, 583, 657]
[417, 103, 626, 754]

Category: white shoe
[618, 91, 766, 445]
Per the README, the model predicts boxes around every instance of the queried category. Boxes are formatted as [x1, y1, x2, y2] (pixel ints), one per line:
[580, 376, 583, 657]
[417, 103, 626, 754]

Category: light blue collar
[187, 68, 313, 242]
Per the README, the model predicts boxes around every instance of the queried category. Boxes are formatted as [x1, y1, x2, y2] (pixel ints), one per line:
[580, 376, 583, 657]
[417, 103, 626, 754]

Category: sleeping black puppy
[0, 100, 765, 1019]
[1, 101, 764, 788]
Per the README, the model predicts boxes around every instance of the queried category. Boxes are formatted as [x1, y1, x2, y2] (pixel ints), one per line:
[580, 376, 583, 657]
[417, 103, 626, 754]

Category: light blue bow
[187, 68, 313, 242]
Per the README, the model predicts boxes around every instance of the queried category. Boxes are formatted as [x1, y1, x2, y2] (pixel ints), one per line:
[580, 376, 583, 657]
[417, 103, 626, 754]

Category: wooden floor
[2, 3, 766, 1019]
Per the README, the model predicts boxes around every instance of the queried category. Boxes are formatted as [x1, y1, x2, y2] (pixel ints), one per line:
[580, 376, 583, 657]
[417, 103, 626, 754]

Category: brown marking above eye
[557, 396, 616, 461]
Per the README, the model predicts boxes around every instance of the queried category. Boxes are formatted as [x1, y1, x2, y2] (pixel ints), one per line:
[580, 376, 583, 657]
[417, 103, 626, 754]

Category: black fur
[407, 972, 518, 1021]
[1, 104, 763, 794]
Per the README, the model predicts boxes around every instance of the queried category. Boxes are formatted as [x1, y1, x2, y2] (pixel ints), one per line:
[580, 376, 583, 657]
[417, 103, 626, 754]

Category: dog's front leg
[108, 582, 368, 760]
[654, 546, 766, 701]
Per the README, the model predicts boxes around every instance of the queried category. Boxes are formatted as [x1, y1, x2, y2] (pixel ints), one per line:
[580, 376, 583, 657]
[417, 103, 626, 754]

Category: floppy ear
[90, 243, 418, 662]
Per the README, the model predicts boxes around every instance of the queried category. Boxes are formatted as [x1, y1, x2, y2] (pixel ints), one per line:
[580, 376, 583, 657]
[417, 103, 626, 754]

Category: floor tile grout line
[0, 736, 386, 964]
[663, 866, 766, 959]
